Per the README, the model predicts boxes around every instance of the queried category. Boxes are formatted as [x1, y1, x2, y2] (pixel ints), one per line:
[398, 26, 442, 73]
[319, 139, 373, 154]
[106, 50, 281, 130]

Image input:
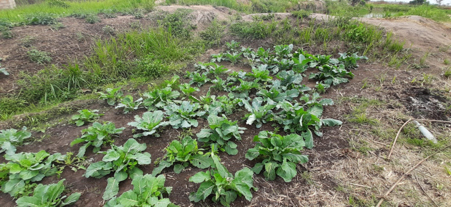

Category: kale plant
[84, 138, 152, 200]
[128, 111, 169, 138]
[246, 131, 308, 182]
[189, 151, 256, 207]
[0, 127, 31, 154]
[143, 87, 180, 110]
[97, 87, 123, 106]
[165, 101, 206, 129]
[16, 179, 81, 207]
[71, 109, 102, 126]
[196, 115, 246, 155]
[70, 122, 125, 158]
[115, 95, 143, 114]
[242, 97, 276, 128]
[152, 137, 212, 175]
[105, 174, 177, 207]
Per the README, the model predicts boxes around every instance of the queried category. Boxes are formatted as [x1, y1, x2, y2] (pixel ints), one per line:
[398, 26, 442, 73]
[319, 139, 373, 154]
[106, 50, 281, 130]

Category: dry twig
[376, 145, 451, 207]
[388, 118, 413, 159]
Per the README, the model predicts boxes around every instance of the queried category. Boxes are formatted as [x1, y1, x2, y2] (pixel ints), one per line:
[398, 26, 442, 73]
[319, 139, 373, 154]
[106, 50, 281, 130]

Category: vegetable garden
[0, 42, 367, 206]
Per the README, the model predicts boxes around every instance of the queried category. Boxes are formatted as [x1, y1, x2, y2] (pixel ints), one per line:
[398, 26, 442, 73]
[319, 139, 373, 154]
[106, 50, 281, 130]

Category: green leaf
[245, 148, 259, 160]
[224, 141, 238, 155]
[321, 118, 342, 126]
[117, 191, 139, 206]
[16, 197, 41, 207]
[103, 150, 121, 162]
[152, 160, 172, 176]
[276, 161, 297, 182]
[103, 177, 120, 200]
[190, 154, 212, 169]
[263, 162, 279, 181]
[75, 120, 84, 127]
[173, 164, 185, 174]
[62, 193, 81, 206]
[252, 163, 264, 174]
[212, 155, 229, 178]
[192, 181, 215, 201]
[302, 130, 314, 149]
[189, 171, 211, 183]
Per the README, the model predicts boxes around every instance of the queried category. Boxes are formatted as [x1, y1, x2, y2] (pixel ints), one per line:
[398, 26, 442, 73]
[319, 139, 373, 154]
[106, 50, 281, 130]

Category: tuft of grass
[444, 68, 451, 78]
[444, 58, 450, 65]
[85, 14, 100, 24]
[230, 21, 276, 39]
[199, 20, 225, 46]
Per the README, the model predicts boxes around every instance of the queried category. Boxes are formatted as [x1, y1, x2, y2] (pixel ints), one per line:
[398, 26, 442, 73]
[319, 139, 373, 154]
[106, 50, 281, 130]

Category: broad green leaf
[321, 118, 342, 126]
[224, 142, 238, 155]
[16, 197, 41, 207]
[302, 130, 314, 149]
[245, 148, 259, 160]
[103, 150, 121, 162]
[117, 191, 139, 206]
[173, 164, 185, 174]
[190, 154, 212, 169]
[276, 161, 297, 182]
[264, 162, 278, 181]
[189, 171, 211, 183]
[194, 181, 215, 201]
[62, 193, 81, 206]
[103, 177, 120, 200]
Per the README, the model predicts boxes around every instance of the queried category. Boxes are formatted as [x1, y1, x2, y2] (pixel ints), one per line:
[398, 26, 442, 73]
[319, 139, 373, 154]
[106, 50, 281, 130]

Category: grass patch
[0, 0, 155, 26]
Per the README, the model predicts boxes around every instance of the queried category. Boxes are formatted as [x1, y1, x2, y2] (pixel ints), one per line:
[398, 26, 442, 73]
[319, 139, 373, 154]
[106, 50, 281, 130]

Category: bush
[0, 97, 27, 116]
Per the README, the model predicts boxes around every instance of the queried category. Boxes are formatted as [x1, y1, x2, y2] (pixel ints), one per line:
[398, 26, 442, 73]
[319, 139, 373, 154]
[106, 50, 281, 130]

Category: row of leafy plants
[0, 41, 366, 206]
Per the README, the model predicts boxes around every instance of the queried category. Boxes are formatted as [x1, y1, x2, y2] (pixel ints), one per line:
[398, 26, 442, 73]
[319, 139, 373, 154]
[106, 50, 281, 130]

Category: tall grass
[0, 0, 154, 25]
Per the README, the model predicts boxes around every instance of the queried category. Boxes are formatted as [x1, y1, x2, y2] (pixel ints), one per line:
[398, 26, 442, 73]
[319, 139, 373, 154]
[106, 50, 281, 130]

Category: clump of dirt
[402, 87, 450, 120]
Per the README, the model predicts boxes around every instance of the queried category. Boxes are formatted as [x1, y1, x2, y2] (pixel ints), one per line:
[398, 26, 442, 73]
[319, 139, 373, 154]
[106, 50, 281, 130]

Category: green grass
[0, 0, 154, 25]
[164, 0, 300, 13]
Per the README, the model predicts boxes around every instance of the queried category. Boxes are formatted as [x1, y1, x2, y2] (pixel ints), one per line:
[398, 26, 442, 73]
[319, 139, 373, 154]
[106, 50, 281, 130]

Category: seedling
[242, 97, 276, 128]
[72, 109, 102, 126]
[97, 87, 123, 106]
[143, 87, 180, 110]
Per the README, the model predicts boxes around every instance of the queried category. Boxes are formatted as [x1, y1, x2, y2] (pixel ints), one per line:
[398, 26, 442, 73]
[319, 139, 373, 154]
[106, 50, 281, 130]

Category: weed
[25, 13, 58, 25]
[27, 49, 52, 64]
[291, 10, 312, 19]
[0, 27, 13, 39]
[444, 68, 451, 78]
[155, 9, 195, 39]
[230, 21, 275, 39]
[444, 58, 450, 65]
[50, 22, 65, 30]
[85, 14, 100, 24]
[102, 25, 115, 35]
[199, 20, 225, 46]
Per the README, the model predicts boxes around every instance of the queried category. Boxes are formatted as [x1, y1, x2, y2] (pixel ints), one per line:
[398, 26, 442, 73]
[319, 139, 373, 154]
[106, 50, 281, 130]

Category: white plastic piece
[412, 120, 437, 144]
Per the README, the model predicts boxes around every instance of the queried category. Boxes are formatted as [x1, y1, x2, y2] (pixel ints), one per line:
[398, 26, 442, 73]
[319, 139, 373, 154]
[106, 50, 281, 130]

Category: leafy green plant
[224, 52, 243, 64]
[195, 62, 229, 76]
[84, 138, 151, 200]
[245, 131, 308, 182]
[201, 94, 240, 116]
[338, 52, 367, 69]
[16, 179, 80, 207]
[225, 40, 240, 52]
[105, 174, 177, 207]
[143, 87, 180, 110]
[0, 127, 31, 154]
[152, 137, 212, 175]
[98, 87, 123, 106]
[165, 101, 206, 129]
[1, 150, 62, 198]
[309, 64, 355, 86]
[275, 70, 303, 90]
[274, 100, 342, 148]
[27, 49, 52, 64]
[196, 115, 246, 155]
[187, 71, 211, 87]
[210, 53, 225, 63]
[179, 83, 199, 96]
[242, 97, 276, 128]
[246, 65, 272, 83]
[115, 95, 143, 114]
[256, 87, 301, 103]
[189, 151, 256, 207]
[128, 111, 169, 138]
[25, 13, 57, 25]
[70, 122, 125, 158]
[231, 79, 259, 97]
[71, 109, 102, 126]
